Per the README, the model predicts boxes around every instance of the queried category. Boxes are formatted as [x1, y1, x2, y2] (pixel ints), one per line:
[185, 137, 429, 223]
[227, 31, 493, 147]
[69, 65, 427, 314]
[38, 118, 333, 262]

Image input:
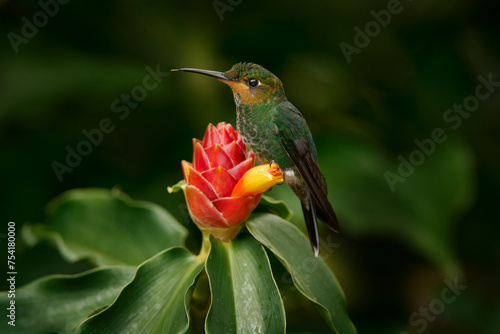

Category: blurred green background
[1, 0, 499, 333]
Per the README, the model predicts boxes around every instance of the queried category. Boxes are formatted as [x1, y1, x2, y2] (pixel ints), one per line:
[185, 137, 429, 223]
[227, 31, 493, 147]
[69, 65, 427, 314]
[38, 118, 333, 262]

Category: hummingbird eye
[247, 78, 260, 87]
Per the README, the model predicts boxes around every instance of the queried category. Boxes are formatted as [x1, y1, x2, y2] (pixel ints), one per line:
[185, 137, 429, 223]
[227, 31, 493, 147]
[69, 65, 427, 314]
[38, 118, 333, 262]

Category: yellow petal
[231, 163, 284, 197]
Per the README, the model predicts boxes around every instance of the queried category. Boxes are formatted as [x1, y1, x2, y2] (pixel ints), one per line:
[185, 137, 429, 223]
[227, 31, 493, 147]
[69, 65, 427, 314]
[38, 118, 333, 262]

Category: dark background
[1, 0, 499, 333]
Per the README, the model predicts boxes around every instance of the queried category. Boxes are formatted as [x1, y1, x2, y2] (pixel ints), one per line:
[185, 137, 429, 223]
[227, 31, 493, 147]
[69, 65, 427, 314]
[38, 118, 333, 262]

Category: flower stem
[196, 231, 211, 262]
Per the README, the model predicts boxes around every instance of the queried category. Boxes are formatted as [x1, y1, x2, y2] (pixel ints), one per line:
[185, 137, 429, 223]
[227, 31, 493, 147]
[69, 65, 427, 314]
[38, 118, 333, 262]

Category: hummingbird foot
[269, 160, 286, 185]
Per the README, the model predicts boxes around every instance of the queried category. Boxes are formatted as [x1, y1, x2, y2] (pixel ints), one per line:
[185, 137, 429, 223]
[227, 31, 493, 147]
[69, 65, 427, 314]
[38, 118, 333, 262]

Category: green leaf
[256, 195, 293, 220]
[205, 234, 286, 334]
[29, 188, 187, 266]
[247, 213, 357, 334]
[167, 179, 185, 193]
[77, 247, 204, 334]
[0, 266, 135, 334]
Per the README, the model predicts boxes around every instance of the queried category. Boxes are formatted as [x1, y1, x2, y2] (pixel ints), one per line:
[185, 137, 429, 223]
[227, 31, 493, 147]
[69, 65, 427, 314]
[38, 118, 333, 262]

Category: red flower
[178, 122, 283, 241]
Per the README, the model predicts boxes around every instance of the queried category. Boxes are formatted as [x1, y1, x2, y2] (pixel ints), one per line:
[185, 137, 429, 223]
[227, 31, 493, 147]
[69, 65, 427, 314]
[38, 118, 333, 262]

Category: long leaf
[78, 247, 204, 334]
[247, 213, 356, 334]
[26, 188, 187, 266]
[205, 234, 286, 334]
[0, 266, 135, 334]
[256, 195, 293, 220]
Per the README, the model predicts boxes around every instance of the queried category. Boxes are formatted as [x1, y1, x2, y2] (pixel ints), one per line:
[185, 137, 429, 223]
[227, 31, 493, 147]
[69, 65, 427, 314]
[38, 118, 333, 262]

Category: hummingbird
[172, 62, 339, 256]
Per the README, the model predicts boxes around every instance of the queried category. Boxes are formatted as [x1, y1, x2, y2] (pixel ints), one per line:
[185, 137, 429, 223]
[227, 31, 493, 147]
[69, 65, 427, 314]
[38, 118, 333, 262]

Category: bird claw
[269, 160, 286, 185]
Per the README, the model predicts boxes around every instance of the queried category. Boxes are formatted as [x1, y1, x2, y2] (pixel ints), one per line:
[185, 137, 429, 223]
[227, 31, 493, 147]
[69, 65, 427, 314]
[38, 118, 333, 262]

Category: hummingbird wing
[272, 102, 340, 235]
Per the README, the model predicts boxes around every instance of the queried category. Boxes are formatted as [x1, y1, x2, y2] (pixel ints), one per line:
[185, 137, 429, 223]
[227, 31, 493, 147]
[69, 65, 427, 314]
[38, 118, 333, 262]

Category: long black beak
[171, 68, 230, 81]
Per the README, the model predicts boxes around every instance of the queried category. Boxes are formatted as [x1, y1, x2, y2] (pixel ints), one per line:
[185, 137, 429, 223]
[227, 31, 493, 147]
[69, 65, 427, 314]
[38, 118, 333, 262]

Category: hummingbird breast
[236, 103, 294, 169]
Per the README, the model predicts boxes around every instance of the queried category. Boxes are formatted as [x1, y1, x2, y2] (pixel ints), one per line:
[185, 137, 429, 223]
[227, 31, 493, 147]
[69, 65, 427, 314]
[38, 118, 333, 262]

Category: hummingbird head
[172, 63, 287, 106]
[222, 63, 286, 105]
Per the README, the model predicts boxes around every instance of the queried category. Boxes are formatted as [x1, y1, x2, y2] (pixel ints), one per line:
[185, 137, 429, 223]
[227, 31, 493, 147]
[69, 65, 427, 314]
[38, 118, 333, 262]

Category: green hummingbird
[172, 62, 339, 256]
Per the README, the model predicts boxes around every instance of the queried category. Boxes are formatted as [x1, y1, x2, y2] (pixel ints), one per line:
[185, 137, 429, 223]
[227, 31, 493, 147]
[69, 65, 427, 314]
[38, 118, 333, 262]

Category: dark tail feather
[301, 198, 320, 257]
[314, 194, 340, 233]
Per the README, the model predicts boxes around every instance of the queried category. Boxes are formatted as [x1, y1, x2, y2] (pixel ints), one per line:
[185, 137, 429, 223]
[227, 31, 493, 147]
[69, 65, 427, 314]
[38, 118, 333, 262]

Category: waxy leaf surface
[247, 213, 357, 334]
[0, 266, 135, 334]
[28, 188, 187, 266]
[205, 234, 286, 334]
[78, 247, 204, 334]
